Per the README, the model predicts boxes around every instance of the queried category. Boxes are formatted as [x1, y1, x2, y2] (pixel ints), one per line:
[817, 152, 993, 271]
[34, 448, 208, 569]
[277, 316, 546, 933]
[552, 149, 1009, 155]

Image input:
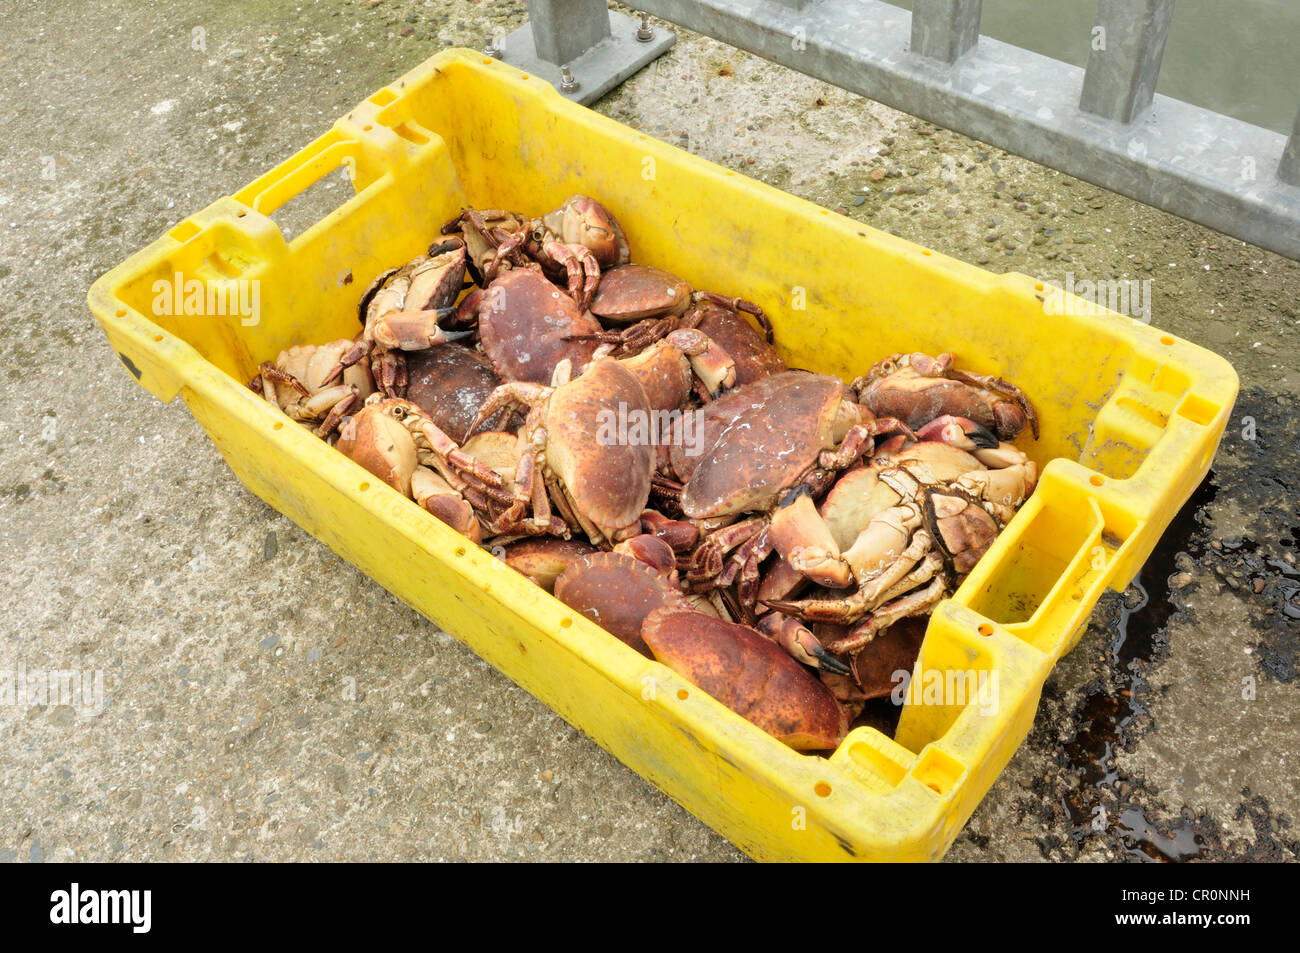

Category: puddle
[1058, 475, 1219, 861]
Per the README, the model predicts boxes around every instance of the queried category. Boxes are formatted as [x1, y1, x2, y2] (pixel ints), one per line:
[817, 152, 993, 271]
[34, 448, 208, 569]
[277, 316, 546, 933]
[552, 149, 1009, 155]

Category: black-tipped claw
[965, 421, 999, 449]
[815, 647, 852, 677]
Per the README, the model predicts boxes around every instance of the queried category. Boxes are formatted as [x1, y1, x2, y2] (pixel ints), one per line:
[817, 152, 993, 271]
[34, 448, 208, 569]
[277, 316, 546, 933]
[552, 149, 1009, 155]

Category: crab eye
[531, 228, 545, 243]
[391, 406, 406, 419]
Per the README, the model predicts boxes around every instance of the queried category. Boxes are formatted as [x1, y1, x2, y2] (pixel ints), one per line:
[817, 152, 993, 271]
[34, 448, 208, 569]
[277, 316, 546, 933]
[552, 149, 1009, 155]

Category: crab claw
[770, 486, 852, 589]
[916, 414, 998, 450]
[756, 612, 852, 676]
[665, 328, 736, 398]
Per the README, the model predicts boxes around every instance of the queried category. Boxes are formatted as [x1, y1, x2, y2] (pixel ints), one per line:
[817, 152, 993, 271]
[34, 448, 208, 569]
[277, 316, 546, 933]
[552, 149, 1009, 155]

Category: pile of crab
[251, 194, 1039, 754]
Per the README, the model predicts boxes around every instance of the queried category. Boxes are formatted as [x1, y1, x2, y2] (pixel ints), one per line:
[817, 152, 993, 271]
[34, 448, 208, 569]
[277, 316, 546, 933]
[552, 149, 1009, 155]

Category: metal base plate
[496, 11, 675, 106]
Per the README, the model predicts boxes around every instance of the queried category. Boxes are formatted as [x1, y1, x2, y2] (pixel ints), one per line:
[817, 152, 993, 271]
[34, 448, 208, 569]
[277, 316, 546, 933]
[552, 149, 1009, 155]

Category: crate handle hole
[814, 781, 832, 798]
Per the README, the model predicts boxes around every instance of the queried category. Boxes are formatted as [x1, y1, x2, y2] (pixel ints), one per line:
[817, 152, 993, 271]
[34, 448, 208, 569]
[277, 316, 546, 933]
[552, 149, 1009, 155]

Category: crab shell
[667, 370, 812, 486]
[619, 336, 694, 413]
[924, 486, 1000, 575]
[687, 302, 787, 386]
[499, 538, 596, 592]
[541, 195, 631, 269]
[641, 607, 848, 751]
[405, 343, 520, 443]
[589, 264, 691, 323]
[680, 371, 844, 519]
[858, 353, 1036, 441]
[816, 442, 985, 551]
[273, 340, 375, 405]
[478, 268, 602, 384]
[545, 358, 655, 542]
[555, 551, 691, 656]
[334, 401, 418, 495]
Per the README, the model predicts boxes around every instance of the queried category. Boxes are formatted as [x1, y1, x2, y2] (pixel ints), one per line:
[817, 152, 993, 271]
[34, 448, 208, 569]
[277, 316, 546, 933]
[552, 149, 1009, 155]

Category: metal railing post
[492, 3, 674, 104]
[910, 0, 983, 63]
[526, 0, 612, 66]
[1280, 106, 1300, 187]
[1080, 0, 1175, 123]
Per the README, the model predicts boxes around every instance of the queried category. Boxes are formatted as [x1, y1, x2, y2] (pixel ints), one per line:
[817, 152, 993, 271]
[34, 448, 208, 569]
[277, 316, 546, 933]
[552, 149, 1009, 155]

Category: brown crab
[403, 343, 523, 443]
[252, 339, 375, 438]
[476, 266, 604, 385]
[854, 351, 1038, 441]
[554, 535, 693, 656]
[443, 195, 630, 310]
[669, 371, 913, 606]
[681, 298, 785, 386]
[324, 243, 472, 396]
[467, 357, 654, 546]
[641, 607, 848, 751]
[619, 327, 737, 411]
[335, 394, 512, 541]
[584, 263, 773, 357]
[763, 438, 1035, 656]
[496, 537, 596, 592]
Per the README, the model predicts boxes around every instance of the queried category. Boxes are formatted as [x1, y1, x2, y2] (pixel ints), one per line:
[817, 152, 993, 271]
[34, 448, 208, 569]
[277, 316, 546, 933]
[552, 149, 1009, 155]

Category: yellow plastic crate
[88, 49, 1237, 861]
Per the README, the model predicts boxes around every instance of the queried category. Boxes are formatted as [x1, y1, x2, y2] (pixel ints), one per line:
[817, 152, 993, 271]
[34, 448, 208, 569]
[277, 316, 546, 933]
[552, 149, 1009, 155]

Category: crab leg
[945, 367, 1040, 439]
[694, 291, 774, 343]
[256, 363, 311, 400]
[685, 516, 767, 586]
[310, 386, 360, 438]
[543, 242, 601, 311]
[763, 524, 933, 624]
[825, 576, 947, 659]
[468, 381, 550, 436]
[571, 316, 678, 356]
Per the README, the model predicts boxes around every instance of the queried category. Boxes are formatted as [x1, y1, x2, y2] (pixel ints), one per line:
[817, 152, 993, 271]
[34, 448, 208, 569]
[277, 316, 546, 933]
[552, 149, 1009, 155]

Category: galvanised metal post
[1079, 0, 1176, 123]
[526, 0, 611, 67]
[1280, 106, 1300, 187]
[911, 0, 983, 63]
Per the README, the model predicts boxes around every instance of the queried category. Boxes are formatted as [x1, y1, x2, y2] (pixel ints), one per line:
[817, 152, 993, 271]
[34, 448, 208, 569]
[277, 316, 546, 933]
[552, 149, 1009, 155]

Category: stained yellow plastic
[88, 50, 1238, 861]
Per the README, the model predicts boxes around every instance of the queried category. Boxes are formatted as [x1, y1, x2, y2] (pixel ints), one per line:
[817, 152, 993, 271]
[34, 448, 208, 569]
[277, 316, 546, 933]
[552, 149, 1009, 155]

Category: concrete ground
[1, 0, 1296, 862]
